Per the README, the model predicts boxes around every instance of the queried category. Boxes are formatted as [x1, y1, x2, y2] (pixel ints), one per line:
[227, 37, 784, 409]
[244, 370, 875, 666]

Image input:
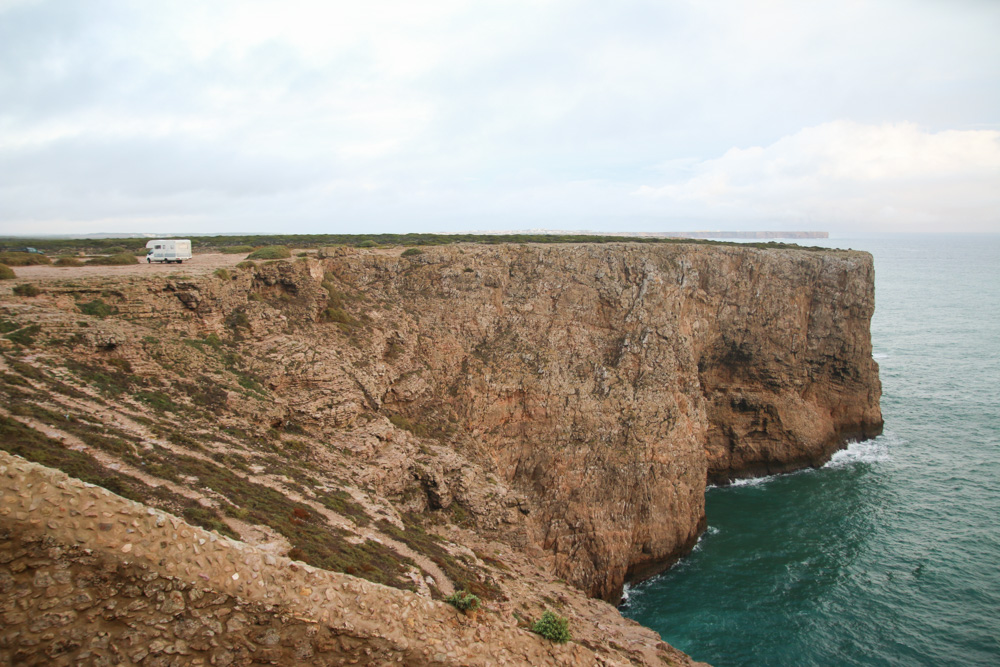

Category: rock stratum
[0, 242, 881, 666]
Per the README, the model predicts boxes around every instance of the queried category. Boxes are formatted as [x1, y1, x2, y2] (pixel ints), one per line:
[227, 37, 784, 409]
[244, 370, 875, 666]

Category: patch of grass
[235, 260, 256, 270]
[182, 506, 238, 539]
[378, 515, 500, 600]
[531, 611, 571, 643]
[388, 413, 430, 438]
[0, 252, 51, 266]
[0, 318, 20, 333]
[64, 358, 133, 396]
[220, 245, 254, 254]
[401, 248, 423, 257]
[12, 284, 41, 297]
[316, 489, 371, 526]
[54, 256, 84, 267]
[145, 450, 413, 590]
[86, 253, 139, 266]
[246, 246, 291, 260]
[77, 298, 118, 318]
[0, 264, 15, 279]
[4, 324, 41, 346]
[135, 390, 182, 413]
[213, 268, 231, 280]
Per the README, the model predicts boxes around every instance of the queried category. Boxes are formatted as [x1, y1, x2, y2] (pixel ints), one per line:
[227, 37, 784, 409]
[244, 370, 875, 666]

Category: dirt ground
[9, 252, 258, 283]
[7, 247, 413, 284]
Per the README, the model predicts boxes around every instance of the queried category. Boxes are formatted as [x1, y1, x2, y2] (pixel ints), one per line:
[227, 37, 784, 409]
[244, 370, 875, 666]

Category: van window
[155, 245, 162, 249]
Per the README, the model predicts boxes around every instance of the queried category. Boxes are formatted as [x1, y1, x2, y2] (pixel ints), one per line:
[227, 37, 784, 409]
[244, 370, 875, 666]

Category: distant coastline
[450, 230, 830, 240]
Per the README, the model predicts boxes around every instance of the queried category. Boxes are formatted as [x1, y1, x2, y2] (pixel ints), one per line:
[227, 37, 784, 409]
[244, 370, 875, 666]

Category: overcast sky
[1, 0, 998, 236]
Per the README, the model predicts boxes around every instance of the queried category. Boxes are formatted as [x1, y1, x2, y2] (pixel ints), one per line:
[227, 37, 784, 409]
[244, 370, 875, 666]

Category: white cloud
[0, 1, 999, 234]
[636, 121, 1000, 231]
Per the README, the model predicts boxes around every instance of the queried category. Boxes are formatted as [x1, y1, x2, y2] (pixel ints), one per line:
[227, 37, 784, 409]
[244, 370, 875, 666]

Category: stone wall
[0, 451, 614, 666]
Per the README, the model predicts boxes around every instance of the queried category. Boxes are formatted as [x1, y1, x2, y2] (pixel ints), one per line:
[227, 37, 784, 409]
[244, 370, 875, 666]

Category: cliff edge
[0, 241, 881, 663]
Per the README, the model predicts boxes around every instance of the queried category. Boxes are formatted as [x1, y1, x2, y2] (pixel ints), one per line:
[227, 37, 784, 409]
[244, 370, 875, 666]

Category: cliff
[0, 242, 880, 664]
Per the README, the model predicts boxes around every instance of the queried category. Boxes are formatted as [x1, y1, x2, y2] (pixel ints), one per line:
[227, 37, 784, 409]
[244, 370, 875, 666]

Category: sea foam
[823, 434, 893, 468]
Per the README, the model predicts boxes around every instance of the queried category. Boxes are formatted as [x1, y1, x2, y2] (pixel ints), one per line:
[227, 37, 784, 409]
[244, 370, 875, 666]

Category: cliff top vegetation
[0, 232, 836, 257]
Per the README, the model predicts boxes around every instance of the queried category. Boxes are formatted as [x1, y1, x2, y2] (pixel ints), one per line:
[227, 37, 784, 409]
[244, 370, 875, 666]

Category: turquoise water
[623, 235, 1000, 666]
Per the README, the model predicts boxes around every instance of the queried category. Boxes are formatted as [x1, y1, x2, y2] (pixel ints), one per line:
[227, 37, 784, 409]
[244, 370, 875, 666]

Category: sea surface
[622, 234, 1000, 666]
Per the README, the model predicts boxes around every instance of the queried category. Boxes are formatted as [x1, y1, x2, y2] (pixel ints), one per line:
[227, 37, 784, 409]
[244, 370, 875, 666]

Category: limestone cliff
[312, 243, 882, 600]
[0, 241, 880, 664]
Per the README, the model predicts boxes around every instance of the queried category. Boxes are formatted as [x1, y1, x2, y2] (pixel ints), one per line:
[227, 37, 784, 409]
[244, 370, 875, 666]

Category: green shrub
[0, 264, 15, 280]
[531, 611, 571, 643]
[220, 245, 254, 254]
[236, 260, 256, 270]
[12, 284, 41, 297]
[55, 257, 84, 267]
[86, 253, 139, 266]
[78, 299, 117, 318]
[0, 252, 51, 266]
[445, 591, 481, 613]
[401, 248, 423, 257]
[356, 240, 377, 248]
[246, 246, 291, 260]
[214, 268, 231, 281]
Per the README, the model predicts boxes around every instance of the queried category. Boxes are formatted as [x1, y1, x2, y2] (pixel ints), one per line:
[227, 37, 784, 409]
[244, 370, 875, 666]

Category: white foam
[823, 435, 893, 468]
[872, 352, 889, 360]
[728, 474, 779, 487]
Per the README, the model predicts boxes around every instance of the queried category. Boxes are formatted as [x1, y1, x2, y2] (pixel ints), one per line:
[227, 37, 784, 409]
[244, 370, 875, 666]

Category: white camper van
[145, 239, 193, 264]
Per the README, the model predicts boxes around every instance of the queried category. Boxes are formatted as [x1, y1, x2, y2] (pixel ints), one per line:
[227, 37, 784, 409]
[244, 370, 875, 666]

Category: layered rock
[312, 243, 882, 600]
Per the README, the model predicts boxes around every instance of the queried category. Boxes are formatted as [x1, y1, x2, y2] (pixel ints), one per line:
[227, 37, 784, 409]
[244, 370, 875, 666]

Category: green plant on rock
[445, 590, 481, 613]
[531, 611, 571, 643]
[401, 247, 423, 257]
[0, 264, 15, 280]
[246, 245, 291, 260]
[12, 284, 40, 297]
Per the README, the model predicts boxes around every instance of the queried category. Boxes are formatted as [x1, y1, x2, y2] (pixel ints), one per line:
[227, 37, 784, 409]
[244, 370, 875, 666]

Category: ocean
[622, 235, 1000, 666]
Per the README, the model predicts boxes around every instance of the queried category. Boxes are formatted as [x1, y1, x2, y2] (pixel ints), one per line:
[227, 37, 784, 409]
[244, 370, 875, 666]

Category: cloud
[635, 121, 1000, 231]
[0, 1, 998, 234]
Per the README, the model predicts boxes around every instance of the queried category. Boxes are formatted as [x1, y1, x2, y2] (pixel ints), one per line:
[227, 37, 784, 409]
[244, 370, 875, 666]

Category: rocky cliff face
[311, 243, 881, 600]
[0, 241, 880, 664]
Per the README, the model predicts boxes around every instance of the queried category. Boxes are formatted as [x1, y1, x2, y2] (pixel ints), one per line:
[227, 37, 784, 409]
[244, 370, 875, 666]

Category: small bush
[236, 260, 256, 270]
[0, 252, 51, 266]
[78, 299, 117, 318]
[531, 611, 571, 643]
[445, 591, 481, 613]
[12, 284, 41, 297]
[220, 245, 254, 254]
[246, 246, 291, 260]
[0, 264, 15, 280]
[86, 253, 139, 266]
[55, 257, 84, 267]
[401, 248, 423, 257]
[214, 268, 231, 281]
[356, 240, 377, 248]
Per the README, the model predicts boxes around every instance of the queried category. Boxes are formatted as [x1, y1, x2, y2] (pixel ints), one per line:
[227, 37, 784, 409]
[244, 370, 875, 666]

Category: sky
[1, 0, 999, 237]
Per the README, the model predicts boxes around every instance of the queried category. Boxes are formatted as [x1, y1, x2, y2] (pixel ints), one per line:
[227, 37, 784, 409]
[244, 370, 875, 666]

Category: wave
[823, 434, 894, 468]
[872, 352, 889, 360]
